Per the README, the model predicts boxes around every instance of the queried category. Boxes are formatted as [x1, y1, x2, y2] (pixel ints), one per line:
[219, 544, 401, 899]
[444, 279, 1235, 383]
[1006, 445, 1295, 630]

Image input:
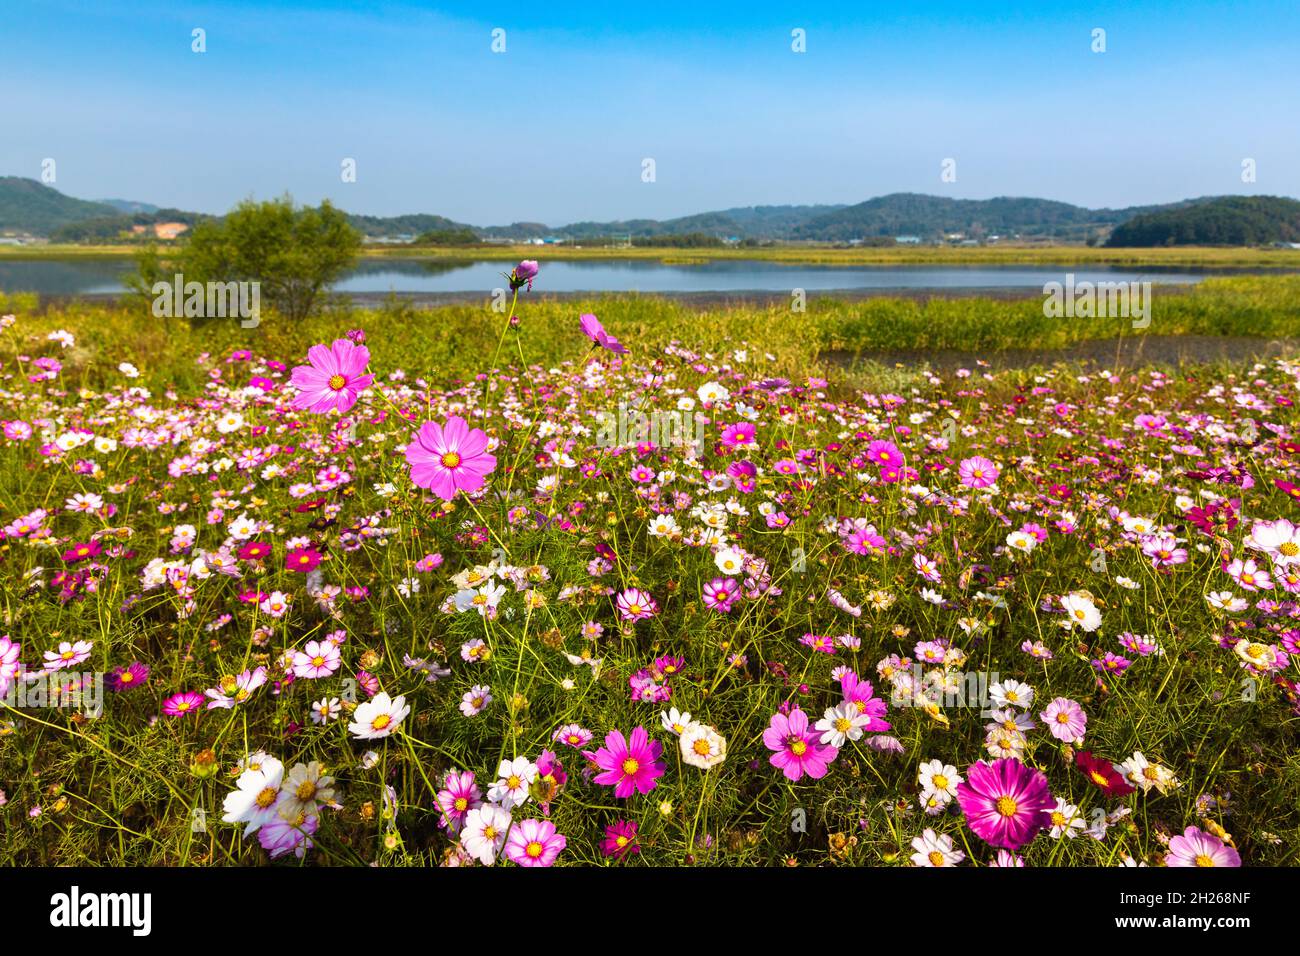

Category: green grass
[4, 275, 1298, 397]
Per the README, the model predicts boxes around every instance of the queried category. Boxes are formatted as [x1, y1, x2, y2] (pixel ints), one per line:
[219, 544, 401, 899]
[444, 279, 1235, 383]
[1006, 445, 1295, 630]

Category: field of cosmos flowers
[0, 261, 1298, 868]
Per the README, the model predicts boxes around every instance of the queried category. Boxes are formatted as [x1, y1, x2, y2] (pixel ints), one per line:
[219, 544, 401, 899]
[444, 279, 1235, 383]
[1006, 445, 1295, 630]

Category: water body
[0, 256, 1278, 297]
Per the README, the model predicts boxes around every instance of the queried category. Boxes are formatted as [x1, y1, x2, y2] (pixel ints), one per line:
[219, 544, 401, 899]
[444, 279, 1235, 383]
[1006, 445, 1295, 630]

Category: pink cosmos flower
[405, 416, 497, 501]
[763, 707, 838, 781]
[436, 770, 482, 834]
[552, 723, 593, 748]
[162, 690, 204, 717]
[285, 547, 322, 573]
[585, 726, 666, 798]
[702, 576, 740, 612]
[602, 820, 640, 859]
[505, 817, 566, 867]
[956, 758, 1055, 850]
[958, 455, 1000, 489]
[720, 422, 756, 448]
[292, 640, 341, 679]
[1040, 696, 1087, 743]
[866, 439, 904, 470]
[840, 671, 891, 731]
[290, 339, 374, 415]
[508, 260, 539, 292]
[0, 635, 21, 697]
[44, 640, 93, 671]
[1165, 825, 1241, 867]
[616, 587, 657, 621]
[579, 313, 628, 354]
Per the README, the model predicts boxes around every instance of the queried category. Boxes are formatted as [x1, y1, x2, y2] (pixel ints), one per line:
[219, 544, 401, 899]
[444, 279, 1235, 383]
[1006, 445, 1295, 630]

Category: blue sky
[2, 0, 1296, 224]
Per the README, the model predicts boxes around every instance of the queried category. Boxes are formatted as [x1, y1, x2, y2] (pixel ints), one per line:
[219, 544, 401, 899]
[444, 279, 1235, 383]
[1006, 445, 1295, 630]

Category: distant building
[132, 222, 189, 239]
[894, 235, 921, 244]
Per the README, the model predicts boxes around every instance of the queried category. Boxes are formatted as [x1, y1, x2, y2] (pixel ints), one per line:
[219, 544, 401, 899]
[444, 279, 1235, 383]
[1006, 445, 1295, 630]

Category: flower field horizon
[1, 264, 1298, 867]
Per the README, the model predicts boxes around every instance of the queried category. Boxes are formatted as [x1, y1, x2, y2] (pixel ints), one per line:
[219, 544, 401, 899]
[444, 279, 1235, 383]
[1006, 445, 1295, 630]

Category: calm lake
[0, 257, 1274, 296]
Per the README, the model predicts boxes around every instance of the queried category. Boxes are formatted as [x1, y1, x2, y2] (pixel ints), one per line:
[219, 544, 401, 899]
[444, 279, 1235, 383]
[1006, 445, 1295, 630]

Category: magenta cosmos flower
[958, 455, 1000, 489]
[162, 690, 204, 717]
[585, 726, 666, 798]
[763, 707, 837, 781]
[405, 416, 497, 501]
[956, 758, 1055, 850]
[290, 339, 374, 415]
[1165, 825, 1241, 867]
[702, 576, 740, 612]
[866, 439, 904, 470]
[579, 313, 628, 354]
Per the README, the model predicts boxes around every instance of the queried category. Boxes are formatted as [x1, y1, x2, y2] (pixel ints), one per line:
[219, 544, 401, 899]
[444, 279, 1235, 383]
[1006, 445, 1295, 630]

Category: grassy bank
[3, 275, 1298, 395]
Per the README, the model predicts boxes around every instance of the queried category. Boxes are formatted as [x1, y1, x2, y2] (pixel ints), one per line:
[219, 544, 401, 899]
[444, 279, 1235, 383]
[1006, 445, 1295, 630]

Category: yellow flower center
[454, 797, 468, 811]
[371, 714, 391, 731]
[933, 774, 948, 790]
[255, 786, 278, 809]
[834, 718, 852, 733]
[507, 775, 521, 789]
[693, 739, 712, 756]
[327, 374, 347, 390]
[1280, 543, 1299, 556]
[928, 850, 945, 866]
[296, 780, 317, 801]
[621, 758, 640, 776]
[526, 840, 543, 858]
[995, 796, 1018, 818]
[789, 738, 807, 757]
[441, 451, 462, 469]
[1194, 854, 1215, 867]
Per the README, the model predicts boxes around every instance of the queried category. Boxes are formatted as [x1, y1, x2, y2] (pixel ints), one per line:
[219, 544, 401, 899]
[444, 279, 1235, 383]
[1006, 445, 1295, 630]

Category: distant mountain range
[2, 176, 1297, 247]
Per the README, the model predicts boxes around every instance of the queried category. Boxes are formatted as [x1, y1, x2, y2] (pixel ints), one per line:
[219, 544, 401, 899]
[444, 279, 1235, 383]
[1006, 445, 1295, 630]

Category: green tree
[131, 196, 361, 321]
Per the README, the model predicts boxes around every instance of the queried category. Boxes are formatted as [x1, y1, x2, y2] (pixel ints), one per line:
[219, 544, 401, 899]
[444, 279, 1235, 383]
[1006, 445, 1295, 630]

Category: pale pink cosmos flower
[44, 640, 93, 671]
[292, 640, 341, 680]
[1040, 696, 1087, 743]
[1165, 825, 1241, 867]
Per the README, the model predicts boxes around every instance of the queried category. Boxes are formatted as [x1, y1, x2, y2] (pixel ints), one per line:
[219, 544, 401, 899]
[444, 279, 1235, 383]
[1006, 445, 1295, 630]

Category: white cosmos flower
[679, 722, 727, 769]
[1060, 592, 1102, 632]
[910, 828, 965, 867]
[488, 757, 537, 810]
[221, 757, 285, 837]
[661, 707, 693, 735]
[714, 547, 744, 576]
[461, 805, 512, 865]
[348, 692, 409, 739]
